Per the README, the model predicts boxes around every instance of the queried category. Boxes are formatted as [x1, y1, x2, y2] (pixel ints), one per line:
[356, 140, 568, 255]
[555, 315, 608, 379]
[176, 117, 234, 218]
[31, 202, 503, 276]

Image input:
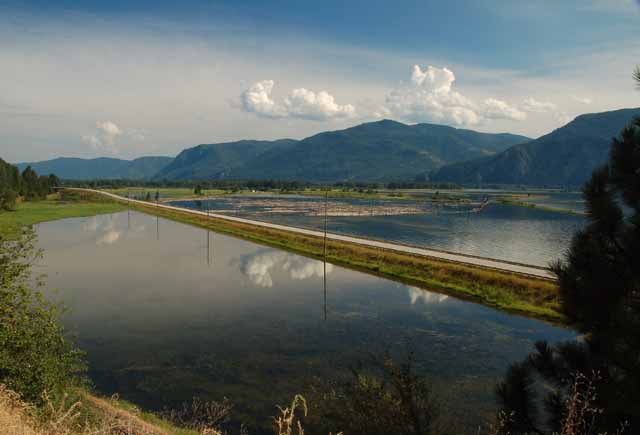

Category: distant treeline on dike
[61, 178, 520, 191]
[61, 178, 585, 191]
[0, 158, 60, 210]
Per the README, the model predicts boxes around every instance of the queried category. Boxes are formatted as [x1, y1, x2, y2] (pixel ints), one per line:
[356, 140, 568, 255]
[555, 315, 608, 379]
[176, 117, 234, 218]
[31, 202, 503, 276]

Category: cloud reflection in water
[82, 214, 145, 246]
[407, 286, 449, 305]
[238, 250, 333, 288]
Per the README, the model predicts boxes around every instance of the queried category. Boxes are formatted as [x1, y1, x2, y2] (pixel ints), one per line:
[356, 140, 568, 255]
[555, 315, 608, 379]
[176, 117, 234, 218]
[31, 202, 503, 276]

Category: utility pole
[324, 189, 328, 254]
[323, 188, 328, 321]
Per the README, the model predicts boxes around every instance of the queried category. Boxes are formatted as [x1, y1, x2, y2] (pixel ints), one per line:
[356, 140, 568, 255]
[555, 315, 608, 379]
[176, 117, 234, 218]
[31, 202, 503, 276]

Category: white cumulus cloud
[240, 80, 286, 119]
[572, 96, 593, 105]
[98, 120, 121, 136]
[81, 121, 146, 155]
[519, 97, 575, 127]
[384, 65, 525, 126]
[553, 111, 574, 125]
[521, 97, 558, 113]
[82, 120, 123, 154]
[240, 80, 355, 121]
[283, 88, 356, 120]
[483, 98, 526, 121]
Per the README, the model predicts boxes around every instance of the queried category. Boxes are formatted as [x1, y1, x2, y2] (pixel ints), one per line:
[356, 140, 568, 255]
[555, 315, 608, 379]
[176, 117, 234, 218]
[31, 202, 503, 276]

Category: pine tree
[495, 67, 640, 434]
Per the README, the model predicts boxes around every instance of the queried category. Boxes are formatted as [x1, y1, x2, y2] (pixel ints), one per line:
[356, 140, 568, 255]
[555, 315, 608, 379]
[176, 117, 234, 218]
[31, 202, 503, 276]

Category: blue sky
[1, 0, 639, 161]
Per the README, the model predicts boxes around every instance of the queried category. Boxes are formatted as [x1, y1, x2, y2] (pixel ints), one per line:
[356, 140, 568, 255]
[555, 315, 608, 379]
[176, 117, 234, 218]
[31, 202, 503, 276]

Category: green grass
[0, 193, 125, 238]
[496, 199, 585, 216]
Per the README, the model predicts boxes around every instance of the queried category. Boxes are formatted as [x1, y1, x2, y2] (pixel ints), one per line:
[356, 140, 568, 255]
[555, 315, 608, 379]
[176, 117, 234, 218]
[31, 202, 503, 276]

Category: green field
[0, 193, 125, 238]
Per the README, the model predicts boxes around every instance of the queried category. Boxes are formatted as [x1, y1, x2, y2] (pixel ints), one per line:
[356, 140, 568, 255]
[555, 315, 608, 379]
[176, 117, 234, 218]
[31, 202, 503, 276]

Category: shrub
[311, 351, 441, 435]
[0, 189, 17, 211]
[0, 229, 85, 405]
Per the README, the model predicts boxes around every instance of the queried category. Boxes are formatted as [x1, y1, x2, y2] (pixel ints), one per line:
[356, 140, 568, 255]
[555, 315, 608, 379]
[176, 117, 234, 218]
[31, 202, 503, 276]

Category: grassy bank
[496, 199, 585, 216]
[0, 384, 197, 435]
[0, 193, 125, 238]
[85, 190, 563, 322]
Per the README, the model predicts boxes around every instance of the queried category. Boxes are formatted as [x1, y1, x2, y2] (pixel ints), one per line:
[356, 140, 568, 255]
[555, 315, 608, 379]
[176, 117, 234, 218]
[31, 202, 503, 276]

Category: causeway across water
[68, 188, 556, 280]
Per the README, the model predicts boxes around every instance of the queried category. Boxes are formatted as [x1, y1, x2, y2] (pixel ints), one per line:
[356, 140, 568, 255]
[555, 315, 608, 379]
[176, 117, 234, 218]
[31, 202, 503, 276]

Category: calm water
[36, 212, 574, 432]
[171, 193, 585, 267]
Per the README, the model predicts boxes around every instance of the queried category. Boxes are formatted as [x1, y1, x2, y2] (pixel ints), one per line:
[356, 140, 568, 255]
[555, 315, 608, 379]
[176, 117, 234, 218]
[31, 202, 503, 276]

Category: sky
[1, 0, 639, 162]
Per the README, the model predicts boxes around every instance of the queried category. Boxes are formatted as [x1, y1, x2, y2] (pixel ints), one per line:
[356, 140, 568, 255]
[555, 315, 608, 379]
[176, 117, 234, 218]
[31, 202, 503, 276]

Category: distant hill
[154, 139, 298, 180]
[432, 108, 640, 187]
[157, 120, 528, 181]
[16, 156, 173, 180]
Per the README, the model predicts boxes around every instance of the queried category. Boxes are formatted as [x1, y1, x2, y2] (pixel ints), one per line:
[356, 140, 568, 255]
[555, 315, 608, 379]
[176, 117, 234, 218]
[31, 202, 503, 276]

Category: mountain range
[432, 108, 640, 186]
[16, 156, 173, 180]
[155, 139, 298, 180]
[13, 108, 640, 185]
[224, 120, 529, 181]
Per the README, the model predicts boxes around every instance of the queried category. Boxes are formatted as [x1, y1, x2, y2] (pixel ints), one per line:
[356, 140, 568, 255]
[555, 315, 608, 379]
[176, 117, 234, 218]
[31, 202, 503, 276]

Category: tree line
[62, 177, 463, 191]
[0, 158, 60, 211]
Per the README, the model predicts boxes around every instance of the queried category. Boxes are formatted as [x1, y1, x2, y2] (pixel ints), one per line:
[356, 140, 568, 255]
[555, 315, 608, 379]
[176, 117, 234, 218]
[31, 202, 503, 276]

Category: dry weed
[273, 395, 342, 435]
